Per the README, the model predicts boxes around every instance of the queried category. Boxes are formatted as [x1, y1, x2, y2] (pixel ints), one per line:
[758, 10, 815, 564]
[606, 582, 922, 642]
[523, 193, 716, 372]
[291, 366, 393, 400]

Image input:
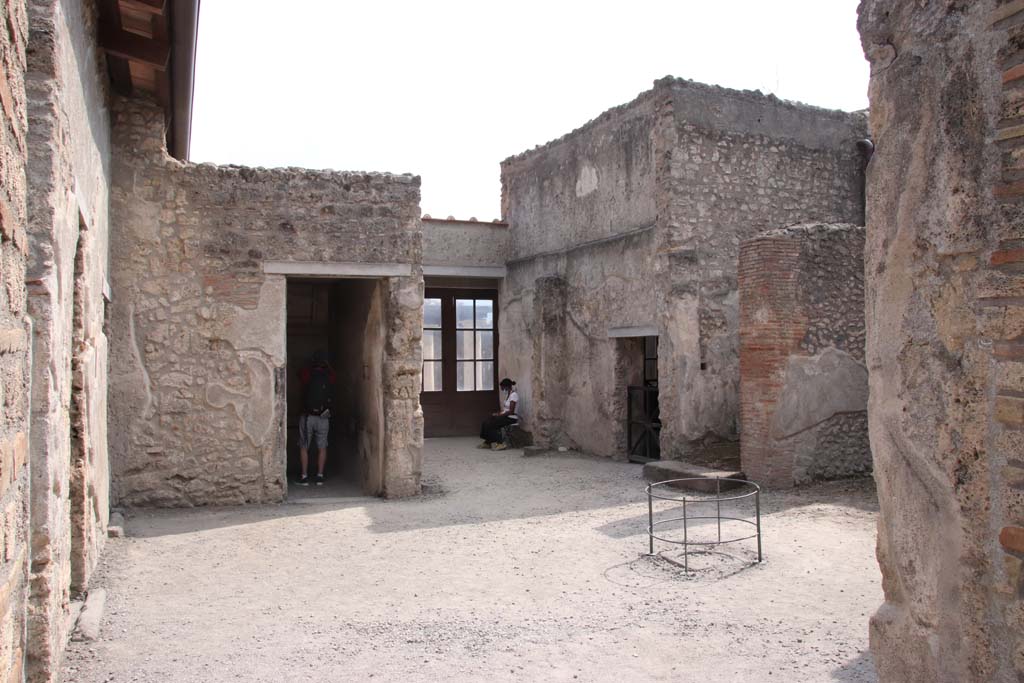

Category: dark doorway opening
[627, 336, 660, 463]
[420, 286, 500, 437]
[286, 279, 385, 497]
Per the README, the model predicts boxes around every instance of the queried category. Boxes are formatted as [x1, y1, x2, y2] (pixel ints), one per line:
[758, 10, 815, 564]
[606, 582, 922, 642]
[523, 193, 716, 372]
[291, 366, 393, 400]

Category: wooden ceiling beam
[102, 28, 170, 69]
[120, 0, 166, 15]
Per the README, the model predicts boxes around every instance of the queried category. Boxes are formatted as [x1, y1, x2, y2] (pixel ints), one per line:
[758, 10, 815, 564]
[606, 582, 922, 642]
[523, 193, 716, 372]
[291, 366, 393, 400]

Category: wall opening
[614, 336, 660, 463]
[285, 279, 385, 497]
[420, 283, 500, 437]
[68, 217, 88, 594]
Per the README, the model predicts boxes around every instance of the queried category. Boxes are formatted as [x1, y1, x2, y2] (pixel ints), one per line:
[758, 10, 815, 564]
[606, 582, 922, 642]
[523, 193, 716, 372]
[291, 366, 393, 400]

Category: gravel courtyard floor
[63, 437, 882, 682]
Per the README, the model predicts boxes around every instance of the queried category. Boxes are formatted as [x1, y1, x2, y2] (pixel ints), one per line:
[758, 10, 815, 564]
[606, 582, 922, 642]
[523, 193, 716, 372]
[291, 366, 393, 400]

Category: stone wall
[25, 0, 111, 678]
[422, 217, 509, 269]
[500, 78, 866, 458]
[653, 79, 867, 459]
[108, 96, 423, 506]
[0, 0, 30, 680]
[860, 1, 1024, 680]
[739, 223, 869, 488]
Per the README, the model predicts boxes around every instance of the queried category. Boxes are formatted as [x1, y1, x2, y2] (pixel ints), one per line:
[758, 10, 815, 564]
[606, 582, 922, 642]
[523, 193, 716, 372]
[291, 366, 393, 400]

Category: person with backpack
[297, 350, 336, 485]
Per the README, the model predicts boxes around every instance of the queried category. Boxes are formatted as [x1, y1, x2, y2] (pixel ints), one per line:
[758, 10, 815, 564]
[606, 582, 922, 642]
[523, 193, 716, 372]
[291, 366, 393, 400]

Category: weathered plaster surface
[502, 78, 865, 458]
[739, 223, 870, 487]
[25, 0, 111, 678]
[108, 96, 423, 507]
[0, 0, 31, 681]
[860, 1, 1024, 680]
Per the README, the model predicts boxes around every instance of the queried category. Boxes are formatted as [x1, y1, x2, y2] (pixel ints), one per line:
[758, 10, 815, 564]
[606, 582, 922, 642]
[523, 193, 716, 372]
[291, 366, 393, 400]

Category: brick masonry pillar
[738, 236, 805, 487]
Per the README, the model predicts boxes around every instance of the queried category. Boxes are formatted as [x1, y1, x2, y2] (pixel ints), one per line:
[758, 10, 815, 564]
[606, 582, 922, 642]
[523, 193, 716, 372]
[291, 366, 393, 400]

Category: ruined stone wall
[499, 93, 658, 454]
[500, 78, 865, 458]
[25, 0, 111, 678]
[0, 1, 30, 681]
[739, 223, 868, 488]
[422, 218, 509, 269]
[108, 96, 423, 506]
[654, 79, 867, 459]
[860, 1, 1024, 680]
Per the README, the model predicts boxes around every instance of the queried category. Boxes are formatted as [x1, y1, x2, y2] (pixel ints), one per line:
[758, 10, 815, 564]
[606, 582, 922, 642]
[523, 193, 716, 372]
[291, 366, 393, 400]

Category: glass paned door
[421, 288, 500, 437]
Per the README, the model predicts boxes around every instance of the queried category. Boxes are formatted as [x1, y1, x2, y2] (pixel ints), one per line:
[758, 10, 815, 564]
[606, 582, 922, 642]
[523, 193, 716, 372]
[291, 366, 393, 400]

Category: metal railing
[645, 477, 762, 572]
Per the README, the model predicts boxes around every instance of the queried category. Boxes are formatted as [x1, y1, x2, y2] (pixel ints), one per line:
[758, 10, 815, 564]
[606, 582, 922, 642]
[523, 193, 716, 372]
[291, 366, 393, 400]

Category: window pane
[456, 299, 474, 329]
[422, 329, 442, 360]
[457, 361, 474, 391]
[456, 331, 474, 360]
[423, 298, 442, 328]
[476, 361, 494, 391]
[422, 361, 442, 392]
[475, 299, 493, 329]
[475, 331, 493, 360]
[645, 360, 658, 383]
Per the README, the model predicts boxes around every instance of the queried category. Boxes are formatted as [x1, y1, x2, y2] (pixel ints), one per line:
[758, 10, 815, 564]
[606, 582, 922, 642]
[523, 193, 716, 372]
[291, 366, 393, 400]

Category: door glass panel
[456, 299, 474, 329]
[422, 361, 442, 392]
[475, 331, 493, 360]
[475, 299, 493, 329]
[456, 331, 474, 360]
[457, 361, 474, 391]
[422, 329, 442, 360]
[476, 361, 494, 391]
[423, 298, 442, 328]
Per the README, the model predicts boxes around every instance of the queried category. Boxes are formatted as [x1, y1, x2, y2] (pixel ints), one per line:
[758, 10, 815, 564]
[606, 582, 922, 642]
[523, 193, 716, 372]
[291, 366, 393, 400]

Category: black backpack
[304, 368, 332, 414]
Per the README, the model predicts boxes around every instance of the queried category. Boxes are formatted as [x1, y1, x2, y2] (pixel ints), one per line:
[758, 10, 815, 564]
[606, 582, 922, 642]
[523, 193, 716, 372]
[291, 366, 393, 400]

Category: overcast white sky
[190, 1, 869, 222]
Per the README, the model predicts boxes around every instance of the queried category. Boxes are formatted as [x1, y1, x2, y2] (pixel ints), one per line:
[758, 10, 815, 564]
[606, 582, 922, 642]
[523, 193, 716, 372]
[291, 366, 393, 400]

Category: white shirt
[504, 391, 519, 419]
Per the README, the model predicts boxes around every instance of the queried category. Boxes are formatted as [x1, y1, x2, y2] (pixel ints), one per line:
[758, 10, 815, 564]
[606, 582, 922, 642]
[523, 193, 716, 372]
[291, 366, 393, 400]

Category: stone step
[642, 459, 748, 493]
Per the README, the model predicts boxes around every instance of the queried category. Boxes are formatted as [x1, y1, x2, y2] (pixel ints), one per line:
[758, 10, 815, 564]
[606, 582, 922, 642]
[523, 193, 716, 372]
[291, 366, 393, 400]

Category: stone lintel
[263, 261, 412, 278]
[608, 325, 659, 338]
[421, 265, 507, 278]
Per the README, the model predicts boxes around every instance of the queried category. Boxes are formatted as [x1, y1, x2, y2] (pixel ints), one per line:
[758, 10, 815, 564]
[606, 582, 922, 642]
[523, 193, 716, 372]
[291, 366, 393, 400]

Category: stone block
[997, 396, 1024, 428]
[1002, 527, 1024, 555]
[643, 459, 747, 493]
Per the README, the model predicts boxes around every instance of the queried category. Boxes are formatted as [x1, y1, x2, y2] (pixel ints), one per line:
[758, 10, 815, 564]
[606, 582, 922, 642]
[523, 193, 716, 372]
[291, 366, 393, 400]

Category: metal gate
[627, 384, 661, 462]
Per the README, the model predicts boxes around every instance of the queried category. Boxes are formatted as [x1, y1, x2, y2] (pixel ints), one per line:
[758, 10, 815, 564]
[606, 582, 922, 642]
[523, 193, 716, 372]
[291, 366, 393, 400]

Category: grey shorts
[299, 414, 330, 450]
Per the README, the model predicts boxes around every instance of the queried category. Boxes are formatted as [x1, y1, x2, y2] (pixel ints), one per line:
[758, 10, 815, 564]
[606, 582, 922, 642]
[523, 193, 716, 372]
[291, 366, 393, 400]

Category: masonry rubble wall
[108, 96, 424, 506]
[0, 1, 31, 681]
[422, 217, 509, 270]
[860, 1, 1024, 680]
[24, 0, 112, 679]
[499, 90, 658, 453]
[500, 77, 866, 458]
[738, 223, 869, 488]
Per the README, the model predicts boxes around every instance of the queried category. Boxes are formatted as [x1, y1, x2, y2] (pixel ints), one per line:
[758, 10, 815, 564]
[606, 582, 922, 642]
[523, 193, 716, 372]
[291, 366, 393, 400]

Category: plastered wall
[860, 1, 1024, 680]
[108, 96, 423, 506]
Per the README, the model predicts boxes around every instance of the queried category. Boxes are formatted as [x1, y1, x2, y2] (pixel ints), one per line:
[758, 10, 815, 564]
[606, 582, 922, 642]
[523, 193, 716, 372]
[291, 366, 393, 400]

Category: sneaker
[491, 442, 507, 451]
[315, 474, 325, 486]
[476, 441, 492, 449]
[296, 475, 310, 486]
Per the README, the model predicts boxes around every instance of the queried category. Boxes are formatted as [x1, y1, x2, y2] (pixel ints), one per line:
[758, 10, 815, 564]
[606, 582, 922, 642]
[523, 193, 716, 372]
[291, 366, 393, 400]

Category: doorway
[285, 278, 385, 497]
[420, 287, 499, 437]
[625, 336, 660, 462]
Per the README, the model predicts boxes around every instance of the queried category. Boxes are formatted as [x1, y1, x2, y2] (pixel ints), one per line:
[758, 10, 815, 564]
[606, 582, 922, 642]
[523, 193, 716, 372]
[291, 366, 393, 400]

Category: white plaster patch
[771, 348, 868, 439]
[205, 355, 276, 448]
[575, 164, 599, 197]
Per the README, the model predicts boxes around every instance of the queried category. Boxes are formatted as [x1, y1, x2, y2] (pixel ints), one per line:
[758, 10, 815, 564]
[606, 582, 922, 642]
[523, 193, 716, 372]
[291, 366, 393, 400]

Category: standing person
[479, 378, 519, 451]
[297, 350, 335, 485]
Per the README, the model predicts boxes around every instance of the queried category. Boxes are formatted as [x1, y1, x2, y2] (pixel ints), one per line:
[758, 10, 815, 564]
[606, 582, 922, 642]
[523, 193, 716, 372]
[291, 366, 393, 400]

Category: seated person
[478, 378, 519, 451]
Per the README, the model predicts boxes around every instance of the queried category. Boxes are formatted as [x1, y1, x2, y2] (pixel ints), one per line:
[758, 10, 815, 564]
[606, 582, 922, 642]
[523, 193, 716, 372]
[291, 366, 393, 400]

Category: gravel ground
[62, 437, 881, 682]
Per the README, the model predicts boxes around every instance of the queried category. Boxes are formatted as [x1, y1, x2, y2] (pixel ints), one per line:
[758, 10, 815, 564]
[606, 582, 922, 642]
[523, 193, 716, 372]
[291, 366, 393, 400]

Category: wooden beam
[102, 28, 169, 69]
[120, 0, 166, 14]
